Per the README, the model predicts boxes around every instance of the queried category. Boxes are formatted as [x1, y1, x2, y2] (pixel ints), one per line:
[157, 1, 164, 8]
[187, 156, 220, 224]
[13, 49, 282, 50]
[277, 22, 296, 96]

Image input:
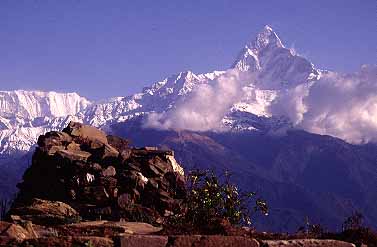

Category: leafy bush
[165, 169, 268, 234]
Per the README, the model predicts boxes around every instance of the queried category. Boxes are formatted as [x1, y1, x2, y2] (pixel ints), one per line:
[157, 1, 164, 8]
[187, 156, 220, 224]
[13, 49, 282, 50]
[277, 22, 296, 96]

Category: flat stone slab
[114, 222, 163, 235]
[24, 236, 114, 247]
[117, 235, 356, 247]
[56, 149, 92, 161]
[168, 235, 260, 247]
[261, 239, 356, 247]
[119, 235, 168, 247]
[58, 221, 162, 236]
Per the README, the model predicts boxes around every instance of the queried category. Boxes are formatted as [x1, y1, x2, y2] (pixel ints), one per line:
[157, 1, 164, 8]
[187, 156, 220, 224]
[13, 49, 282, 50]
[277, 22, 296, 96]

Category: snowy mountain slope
[232, 25, 320, 89]
[82, 70, 227, 127]
[82, 26, 320, 131]
[0, 25, 319, 155]
[0, 115, 82, 154]
[0, 90, 89, 154]
[0, 71, 226, 153]
[0, 90, 90, 122]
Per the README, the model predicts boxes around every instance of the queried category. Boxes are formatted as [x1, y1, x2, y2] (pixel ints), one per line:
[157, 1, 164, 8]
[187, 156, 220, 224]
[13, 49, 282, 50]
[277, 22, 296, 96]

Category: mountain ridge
[0, 24, 371, 154]
[0, 26, 376, 232]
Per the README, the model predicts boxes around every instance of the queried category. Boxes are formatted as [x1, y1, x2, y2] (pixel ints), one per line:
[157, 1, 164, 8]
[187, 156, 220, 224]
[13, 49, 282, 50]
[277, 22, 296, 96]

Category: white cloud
[270, 65, 377, 143]
[144, 69, 255, 131]
[145, 63, 377, 144]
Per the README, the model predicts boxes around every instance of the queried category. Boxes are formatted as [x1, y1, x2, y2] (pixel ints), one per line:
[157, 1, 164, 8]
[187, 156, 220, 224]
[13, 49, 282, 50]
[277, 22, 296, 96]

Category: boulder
[102, 144, 120, 159]
[37, 131, 72, 148]
[107, 135, 130, 153]
[120, 149, 132, 161]
[91, 163, 103, 172]
[82, 186, 110, 204]
[9, 199, 79, 226]
[54, 221, 162, 237]
[66, 141, 81, 151]
[46, 145, 65, 155]
[22, 198, 77, 216]
[115, 221, 162, 235]
[102, 166, 116, 177]
[63, 121, 108, 144]
[150, 156, 171, 173]
[90, 143, 119, 164]
[56, 149, 91, 162]
[145, 163, 162, 177]
[0, 221, 32, 242]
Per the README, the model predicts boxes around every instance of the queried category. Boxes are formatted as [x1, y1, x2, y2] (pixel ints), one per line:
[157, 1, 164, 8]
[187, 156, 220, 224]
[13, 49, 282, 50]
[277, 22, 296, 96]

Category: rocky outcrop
[11, 122, 186, 224]
[0, 221, 34, 243]
[9, 198, 79, 226]
[0, 220, 163, 246]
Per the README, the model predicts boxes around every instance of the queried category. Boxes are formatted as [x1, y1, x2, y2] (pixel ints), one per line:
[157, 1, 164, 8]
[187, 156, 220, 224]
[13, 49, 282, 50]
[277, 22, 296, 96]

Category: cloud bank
[145, 64, 377, 144]
[145, 69, 254, 131]
[270, 65, 377, 144]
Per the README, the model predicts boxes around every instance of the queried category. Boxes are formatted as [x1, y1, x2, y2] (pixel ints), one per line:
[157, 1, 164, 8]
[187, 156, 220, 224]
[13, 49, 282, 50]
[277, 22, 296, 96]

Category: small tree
[166, 169, 268, 233]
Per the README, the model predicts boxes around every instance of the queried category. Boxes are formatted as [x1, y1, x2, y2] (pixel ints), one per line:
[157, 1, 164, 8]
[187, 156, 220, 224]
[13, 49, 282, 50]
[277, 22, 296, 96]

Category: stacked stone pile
[11, 122, 186, 224]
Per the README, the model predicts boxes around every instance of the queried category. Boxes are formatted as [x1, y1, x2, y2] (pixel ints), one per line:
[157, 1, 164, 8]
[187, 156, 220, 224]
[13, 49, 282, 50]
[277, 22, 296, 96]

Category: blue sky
[0, 0, 375, 100]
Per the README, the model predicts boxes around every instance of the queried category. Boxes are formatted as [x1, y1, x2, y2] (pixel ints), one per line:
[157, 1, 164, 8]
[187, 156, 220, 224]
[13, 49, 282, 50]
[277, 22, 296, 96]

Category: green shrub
[166, 169, 268, 234]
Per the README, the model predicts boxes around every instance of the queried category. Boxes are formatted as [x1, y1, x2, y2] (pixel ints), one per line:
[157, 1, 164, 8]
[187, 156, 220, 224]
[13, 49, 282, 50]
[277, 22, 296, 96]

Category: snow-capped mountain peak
[250, 25, 284, 51]
[232, 26, 320, 89]
[0, 25, 320, 154]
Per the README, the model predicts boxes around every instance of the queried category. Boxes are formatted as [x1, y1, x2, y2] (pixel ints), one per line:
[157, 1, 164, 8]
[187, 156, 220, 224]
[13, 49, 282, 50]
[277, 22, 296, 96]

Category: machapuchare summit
[0, 1, 376, 246]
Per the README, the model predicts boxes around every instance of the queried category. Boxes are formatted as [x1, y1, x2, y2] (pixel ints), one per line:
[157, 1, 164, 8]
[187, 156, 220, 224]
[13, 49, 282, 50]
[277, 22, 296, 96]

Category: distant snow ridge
[2, 25, 373, 154]
[82, 70, 226, 127]
[0, 90, 90, 120]
[0, 90, 89, 154]
[0, 70, 227, 153]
